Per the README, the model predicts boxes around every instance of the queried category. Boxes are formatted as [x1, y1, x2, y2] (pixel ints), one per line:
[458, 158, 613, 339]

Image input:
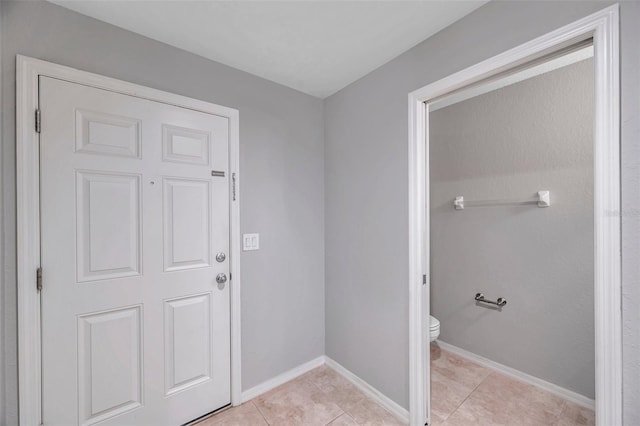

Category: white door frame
[16, 55, 242, 426]
[408, 5, 620, 426]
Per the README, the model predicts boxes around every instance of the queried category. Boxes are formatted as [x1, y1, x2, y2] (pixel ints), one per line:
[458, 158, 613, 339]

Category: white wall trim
[324, 357, 409, 424]
[16, 55, 242, 425]
[436, 341, 595, 411]
[430, 45, 594, 112]
[407, 65, 429, 426]
[240, 355, 410, 425]
[228, 98, 242, 408]
[240, 356, 325, 403]
[408, 5, 621, 426]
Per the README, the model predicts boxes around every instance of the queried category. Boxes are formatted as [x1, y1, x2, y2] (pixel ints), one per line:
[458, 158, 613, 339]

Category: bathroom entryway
[426, 45, 597, 425]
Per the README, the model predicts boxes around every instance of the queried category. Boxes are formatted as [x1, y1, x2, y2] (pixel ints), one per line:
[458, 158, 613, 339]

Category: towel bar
[454, 191, 550, 210]
[475, 292, 507, 307]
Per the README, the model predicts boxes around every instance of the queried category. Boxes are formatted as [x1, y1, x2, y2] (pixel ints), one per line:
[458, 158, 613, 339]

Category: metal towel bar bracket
[475, 292, 507, 307]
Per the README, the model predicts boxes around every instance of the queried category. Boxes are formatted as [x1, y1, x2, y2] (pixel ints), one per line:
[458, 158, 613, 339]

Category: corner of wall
[321, 96, 329, 357]
[320, 99, 327, 358]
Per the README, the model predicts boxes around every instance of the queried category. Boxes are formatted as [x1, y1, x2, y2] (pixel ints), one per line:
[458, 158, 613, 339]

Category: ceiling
[50, 0, 487, 98]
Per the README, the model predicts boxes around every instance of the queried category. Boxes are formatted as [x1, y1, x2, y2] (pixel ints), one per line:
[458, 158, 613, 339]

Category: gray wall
[325, 1, 640, 422]
[3, 1, 640, 425]
[430, 59, 595, 398]
[0, 1, 4, 421]
[0, 2, 325, 425]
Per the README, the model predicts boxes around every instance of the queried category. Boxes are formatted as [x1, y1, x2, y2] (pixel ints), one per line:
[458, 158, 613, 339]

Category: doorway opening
[428, 41, 595, 424]
[408, 5, 620, 426]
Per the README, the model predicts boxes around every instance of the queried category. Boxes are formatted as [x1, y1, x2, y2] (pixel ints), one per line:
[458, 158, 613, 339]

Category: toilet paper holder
[475, 292, 507, 307]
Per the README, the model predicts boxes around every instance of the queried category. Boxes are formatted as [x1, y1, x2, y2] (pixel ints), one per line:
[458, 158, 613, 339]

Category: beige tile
[344, 396, 405, 426]
[256, 374, 310, 401]
[443, 380, 529, 426]
[428, 414, 446, 426]
[328, 413, 360, 425]
[305, 365, 347, 392]
[444, 403, 504, 426]
[305, 365, 338, 383]
[556, 400, 595, 426]
[445, 372, 566, 426]
[253, 376, 343, 426]
[306, 366, 407, 424]
[427, 409, 451, 426]
[196, 402, 267, 426]
[430, 344, 595, 426]
[306, 366, 369, 413]
[429, 369, 474, 422]
[204, 350, 594, 426]
[488, 373, 564, 422]
[431, 343, 443, 361]
[430, 346, 491, 393]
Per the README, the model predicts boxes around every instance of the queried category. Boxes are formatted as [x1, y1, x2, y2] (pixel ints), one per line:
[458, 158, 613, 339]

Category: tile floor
[198, 344, 595, 426]
[430, 343, 595, 426]
[196, 365, 404, 425]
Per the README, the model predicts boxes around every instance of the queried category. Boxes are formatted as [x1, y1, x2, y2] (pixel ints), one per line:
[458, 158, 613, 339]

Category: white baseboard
[436, 340, 595, 410]
[241, 356, 325, 403]
[324, 356, 409, 424]
[239, 355, 409, 425]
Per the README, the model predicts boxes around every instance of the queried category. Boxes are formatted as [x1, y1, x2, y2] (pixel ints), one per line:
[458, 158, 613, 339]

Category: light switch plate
[243, 233, 259, 251]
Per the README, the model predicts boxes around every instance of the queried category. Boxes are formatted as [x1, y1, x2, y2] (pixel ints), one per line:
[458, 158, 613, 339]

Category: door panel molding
[76, 170, 142, 282]
[16, 55, 241, 426]
[77, 304, 143, 426]
[163, 293, 212, 396]
[408, 5, 620, 425]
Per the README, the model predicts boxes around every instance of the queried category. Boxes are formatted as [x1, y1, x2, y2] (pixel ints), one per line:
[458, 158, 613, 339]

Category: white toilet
[429, 315, 440, 342]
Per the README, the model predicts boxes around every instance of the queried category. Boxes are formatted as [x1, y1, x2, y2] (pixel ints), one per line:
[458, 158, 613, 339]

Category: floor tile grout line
[343, 412, 360, 425]
[323, 411, 347, 425]
[250, 400, 272, 426]
[303, 368, 365, 423]
[431, 347, 494, 422]
[248, 371, 349, 426]
[341, 411, 362, 425]
[435, 348, 595, 424]
[441, 369, 492, 422]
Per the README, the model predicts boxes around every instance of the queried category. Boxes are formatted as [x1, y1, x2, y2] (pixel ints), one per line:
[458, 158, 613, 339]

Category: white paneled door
[39, 76, 231, 426]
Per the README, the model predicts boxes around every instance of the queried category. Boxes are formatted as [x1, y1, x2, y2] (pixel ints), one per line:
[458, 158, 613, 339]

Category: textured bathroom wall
[430, 58, 595, 398]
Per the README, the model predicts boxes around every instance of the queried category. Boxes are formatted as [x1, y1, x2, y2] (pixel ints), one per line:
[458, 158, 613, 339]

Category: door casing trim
[16, 55, 242, 426]
[407, 5, 621, 426]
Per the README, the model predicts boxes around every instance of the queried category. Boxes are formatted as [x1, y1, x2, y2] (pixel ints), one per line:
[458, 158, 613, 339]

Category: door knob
[216, 273, 227, 284]
[216, 252, 226, 262]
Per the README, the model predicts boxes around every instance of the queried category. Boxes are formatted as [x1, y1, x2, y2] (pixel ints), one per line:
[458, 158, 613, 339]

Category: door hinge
[423, 274, 427, 285]
[36, 267, 43, 292]
[35, 109, 41, 134]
